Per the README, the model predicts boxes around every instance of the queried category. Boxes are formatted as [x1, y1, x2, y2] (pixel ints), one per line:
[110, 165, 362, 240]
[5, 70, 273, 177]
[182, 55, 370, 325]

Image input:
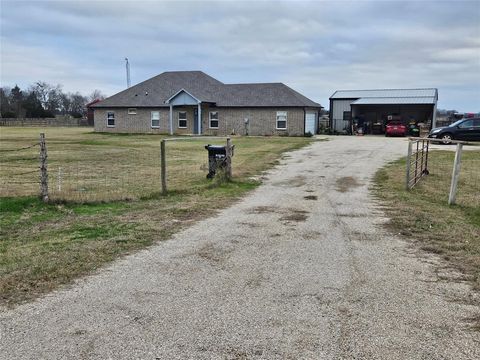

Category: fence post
[448, 143, 463, 205]
[160, 139, 167, 194]
[57, 167, 63, 192]
[39, 133, 49, 202]
[405, 140, 412, 190]
[225, 137, 232, 180]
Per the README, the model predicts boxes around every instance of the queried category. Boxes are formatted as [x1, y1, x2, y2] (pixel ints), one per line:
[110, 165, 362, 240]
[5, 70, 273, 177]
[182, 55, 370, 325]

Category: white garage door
[305, 112, 317, 134]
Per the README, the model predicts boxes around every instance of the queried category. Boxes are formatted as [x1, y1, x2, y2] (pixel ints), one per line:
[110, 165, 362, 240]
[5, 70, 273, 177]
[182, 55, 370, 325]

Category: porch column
[197, 102, 202, 135]
[169, 104, 173, 135]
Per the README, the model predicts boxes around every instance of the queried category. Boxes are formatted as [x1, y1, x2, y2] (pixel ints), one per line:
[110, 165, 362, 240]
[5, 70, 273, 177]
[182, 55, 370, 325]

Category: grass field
[374, 150, 480, 290]
[1, 127, 312, 201]
[0, 127, 314, 306]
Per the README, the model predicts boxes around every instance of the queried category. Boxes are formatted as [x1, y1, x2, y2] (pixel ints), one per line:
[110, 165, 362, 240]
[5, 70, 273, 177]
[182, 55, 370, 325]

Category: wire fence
[0, 141, 40, 195]
[406, 138, 480, 207]
[1, 135, 224, 202]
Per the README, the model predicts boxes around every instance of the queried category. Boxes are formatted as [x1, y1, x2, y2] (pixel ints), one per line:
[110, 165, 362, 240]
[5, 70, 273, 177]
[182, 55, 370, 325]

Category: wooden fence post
[405, 140, 412, 190]
[448, 143, 463, 205]
[39, 133, 49, 202]
[225, 137, 232, 180]
[161, 139, 167, 194]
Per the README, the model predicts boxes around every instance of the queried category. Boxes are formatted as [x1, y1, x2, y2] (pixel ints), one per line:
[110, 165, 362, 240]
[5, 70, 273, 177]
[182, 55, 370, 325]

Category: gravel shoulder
[1, 136, 479, 359]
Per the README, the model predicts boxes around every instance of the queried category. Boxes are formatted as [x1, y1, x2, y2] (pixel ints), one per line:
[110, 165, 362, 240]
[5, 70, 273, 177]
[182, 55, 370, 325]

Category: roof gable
[165, 89, 200, 105]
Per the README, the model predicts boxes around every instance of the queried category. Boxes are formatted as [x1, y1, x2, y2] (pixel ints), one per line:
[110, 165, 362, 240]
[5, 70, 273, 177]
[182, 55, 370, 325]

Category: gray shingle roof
[93, 71, 320, 108]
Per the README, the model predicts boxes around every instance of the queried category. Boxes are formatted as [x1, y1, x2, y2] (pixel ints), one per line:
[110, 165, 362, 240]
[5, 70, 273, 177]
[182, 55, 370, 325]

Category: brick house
[92, 71, 321, 136]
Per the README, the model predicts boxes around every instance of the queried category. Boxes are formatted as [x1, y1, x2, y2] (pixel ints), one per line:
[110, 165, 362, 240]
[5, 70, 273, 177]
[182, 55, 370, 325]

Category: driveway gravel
[1, 136, 479, 359]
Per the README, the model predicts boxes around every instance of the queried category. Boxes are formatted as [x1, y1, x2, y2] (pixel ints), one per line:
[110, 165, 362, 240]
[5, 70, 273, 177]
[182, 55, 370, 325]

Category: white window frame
[178, 111, 187, 128]
[106, 111, 115, 127]
[209, 111, 219, 129]
[128, 108, 137, 115]
[276, 111, 287, 130]
[151, 111, 160, 128]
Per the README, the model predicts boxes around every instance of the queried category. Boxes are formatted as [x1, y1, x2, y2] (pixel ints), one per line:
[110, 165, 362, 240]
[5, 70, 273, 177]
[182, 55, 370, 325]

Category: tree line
[0, 82, 107, 119]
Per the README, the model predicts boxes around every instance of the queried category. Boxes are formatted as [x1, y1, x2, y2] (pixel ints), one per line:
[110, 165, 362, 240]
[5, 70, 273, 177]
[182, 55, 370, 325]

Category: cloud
[1, 0, 479, 111]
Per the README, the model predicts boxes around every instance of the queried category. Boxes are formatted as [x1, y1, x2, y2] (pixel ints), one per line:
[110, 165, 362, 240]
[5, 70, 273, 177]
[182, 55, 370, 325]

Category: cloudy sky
[1, 0, 479, 111]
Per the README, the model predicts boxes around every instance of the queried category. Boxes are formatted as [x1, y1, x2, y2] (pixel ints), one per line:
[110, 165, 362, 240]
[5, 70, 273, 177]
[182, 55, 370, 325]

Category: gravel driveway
[1, 136, 479, 359]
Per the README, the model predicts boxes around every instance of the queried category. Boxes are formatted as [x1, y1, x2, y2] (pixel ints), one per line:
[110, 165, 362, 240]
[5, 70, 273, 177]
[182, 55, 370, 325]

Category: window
[107, 112, 115, 127]
[458, 120, 473, 128]
[209, 111, 219, 128]
[151, 111, 160, 128]
[276, 111, 287, 130]
[343, 111, 351, 121]
[178, 111, 187, 128]
[128, 108, 137, 115]
[473, 119, 480, 127]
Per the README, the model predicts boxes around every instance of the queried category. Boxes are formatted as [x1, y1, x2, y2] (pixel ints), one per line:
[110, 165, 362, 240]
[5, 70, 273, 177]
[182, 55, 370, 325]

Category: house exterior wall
[94, 106, 309, 136]
[94, 107, 198, 134]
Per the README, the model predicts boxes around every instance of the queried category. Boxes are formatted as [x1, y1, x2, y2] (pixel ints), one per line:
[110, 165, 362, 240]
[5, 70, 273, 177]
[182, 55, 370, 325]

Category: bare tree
[88, 89, 106, 102]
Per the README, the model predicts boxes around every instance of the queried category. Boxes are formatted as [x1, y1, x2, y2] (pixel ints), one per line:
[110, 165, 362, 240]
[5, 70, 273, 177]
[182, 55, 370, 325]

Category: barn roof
[330, 88, 438, 102]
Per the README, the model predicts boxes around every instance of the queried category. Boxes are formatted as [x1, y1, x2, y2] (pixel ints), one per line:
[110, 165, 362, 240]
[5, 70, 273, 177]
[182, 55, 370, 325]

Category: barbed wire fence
[1, 133, 233, 203]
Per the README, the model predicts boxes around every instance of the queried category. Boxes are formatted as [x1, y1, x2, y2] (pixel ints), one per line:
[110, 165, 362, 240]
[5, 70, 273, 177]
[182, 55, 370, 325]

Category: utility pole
[125, 58, 131, 88]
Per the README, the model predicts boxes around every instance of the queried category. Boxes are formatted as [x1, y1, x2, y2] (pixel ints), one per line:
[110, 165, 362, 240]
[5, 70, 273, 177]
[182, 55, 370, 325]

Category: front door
[305, 112, 317, 134]
[194, 108, 199, 134]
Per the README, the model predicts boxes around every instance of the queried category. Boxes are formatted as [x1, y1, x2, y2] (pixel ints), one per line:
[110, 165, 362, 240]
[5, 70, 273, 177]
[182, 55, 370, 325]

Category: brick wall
[94, 106, 310, 136]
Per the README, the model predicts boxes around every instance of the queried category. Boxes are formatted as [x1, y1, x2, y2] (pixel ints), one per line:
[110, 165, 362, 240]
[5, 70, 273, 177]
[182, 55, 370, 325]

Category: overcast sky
[1, 0, 479, 111]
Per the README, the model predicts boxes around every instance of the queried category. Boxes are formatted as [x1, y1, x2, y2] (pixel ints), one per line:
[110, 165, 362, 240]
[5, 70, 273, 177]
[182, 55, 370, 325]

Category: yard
[374, 150, 480, 290]
[0, 127, 314, 306]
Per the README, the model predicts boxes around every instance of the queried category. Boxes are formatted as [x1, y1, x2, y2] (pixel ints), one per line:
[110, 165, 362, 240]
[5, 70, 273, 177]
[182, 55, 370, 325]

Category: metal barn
[328, 88, 438, 134]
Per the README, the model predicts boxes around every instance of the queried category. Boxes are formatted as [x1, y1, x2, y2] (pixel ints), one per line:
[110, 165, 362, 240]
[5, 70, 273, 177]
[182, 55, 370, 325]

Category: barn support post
[448, 143, 463, 205]
[39, 133, 49, 202]
[160, 139, 167, 194]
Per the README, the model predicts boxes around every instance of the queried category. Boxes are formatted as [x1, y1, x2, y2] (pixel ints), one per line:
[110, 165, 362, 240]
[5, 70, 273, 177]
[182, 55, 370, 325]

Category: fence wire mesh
[408, 141, 479, 207]
[1, 136, 222, 202]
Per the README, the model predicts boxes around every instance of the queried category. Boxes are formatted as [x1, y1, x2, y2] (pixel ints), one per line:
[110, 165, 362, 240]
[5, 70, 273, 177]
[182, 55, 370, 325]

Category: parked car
[428, 118, 480, 144]
[385, 121, 407, 137]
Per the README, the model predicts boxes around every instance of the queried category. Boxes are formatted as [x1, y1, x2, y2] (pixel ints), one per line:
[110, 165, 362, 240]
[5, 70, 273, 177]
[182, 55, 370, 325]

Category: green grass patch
[0, 127, 312, 307]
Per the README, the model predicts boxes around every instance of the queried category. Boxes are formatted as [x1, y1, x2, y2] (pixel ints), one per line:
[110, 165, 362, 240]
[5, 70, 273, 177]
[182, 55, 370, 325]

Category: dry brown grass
[374, 150, 480, 289]
[0, 127, 314, 307]
[1, 127, 311, 201]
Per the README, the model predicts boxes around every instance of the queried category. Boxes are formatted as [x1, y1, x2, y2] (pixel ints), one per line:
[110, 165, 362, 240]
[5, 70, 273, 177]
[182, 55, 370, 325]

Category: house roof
[351, 96, 437, 105]
[93, 71, 320, 108]
[330, 88, 438, 101]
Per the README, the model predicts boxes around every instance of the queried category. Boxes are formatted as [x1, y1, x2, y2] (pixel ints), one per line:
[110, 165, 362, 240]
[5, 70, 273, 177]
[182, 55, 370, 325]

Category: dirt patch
[303, 231, 322, 240]
[237, 221, 260, 228]
[245, 273, 267, 288]
[304, 195, 318, 200]
[196, 243, 231, 264]
[247, 205, 279, 214]
[272, 175, 306, 188]
[280, 209, 309, 223]
[335, 176, 361, 192]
